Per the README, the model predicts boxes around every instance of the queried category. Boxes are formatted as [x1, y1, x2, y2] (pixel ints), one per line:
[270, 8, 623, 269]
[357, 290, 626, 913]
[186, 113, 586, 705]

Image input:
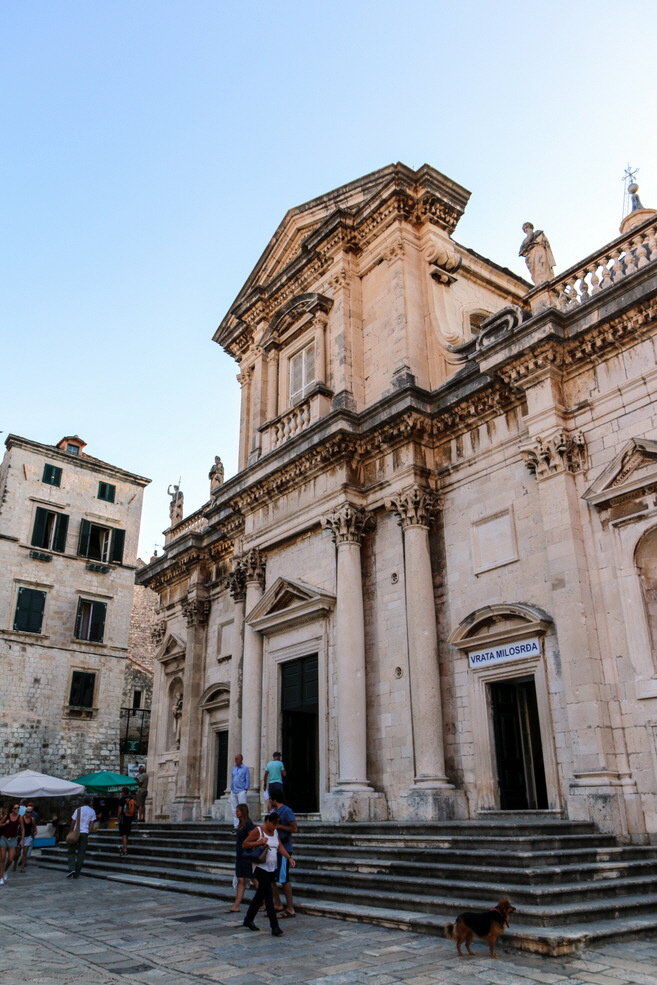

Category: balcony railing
[529, 214, 657, 315]
[164, 505, 209, 545]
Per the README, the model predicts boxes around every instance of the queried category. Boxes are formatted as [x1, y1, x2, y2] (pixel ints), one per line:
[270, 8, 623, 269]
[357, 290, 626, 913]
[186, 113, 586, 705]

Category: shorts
[268, 782, 284, 801]
[118, 817, 133, 836]
[0, 836, 19, 849]
[135, 790, 147, 806]
[276, 853, 292, 883]
[23, 836, 34, 848]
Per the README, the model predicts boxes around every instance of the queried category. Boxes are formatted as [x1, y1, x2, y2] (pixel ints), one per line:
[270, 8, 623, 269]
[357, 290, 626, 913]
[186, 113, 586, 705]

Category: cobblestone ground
[2, 867, 657, 985]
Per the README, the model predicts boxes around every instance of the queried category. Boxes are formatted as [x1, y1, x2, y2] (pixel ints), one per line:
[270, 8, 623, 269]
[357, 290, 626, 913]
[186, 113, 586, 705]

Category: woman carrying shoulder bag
[241, 811, 295, 937]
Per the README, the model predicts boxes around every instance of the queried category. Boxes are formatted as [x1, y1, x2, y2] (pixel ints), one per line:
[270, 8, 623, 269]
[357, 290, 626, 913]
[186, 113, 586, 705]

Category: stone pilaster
[386, 486, 461, 820]
[171, 590, 210, 822]
[321, 503, 386, 821]
[240, 548, 265, 804]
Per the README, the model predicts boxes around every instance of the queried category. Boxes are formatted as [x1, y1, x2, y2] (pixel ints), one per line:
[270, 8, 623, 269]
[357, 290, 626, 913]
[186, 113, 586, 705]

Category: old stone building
[119, 573, 158, 773]
[0, 434, 150, 777]
[139, 163, 657, 843]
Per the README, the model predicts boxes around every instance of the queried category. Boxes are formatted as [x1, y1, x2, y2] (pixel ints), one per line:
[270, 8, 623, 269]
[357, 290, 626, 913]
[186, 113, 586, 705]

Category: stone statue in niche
[167, 484, 184, 526]
[519, 223, 556, 285]
[172, 692, 183, 748]
[209, 456, 224, 495]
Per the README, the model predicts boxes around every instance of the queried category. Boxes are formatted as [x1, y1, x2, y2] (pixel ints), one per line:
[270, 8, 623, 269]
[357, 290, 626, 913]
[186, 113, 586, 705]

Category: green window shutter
[53, 513, 69, 553]
[74, 597, 85, 638]
[31, 507, 49, 548]
[89, 602, 106, 643]
[98, 482, 115, 503]
[111, 528, 125, 564]
[42, 464, 62, 486]
[14, 587, 46, 633]
[78, 518, 91, 557]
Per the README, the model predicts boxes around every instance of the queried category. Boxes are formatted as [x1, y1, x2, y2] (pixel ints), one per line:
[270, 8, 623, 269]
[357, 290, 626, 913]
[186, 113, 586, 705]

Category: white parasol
[0, 769, 85, 798]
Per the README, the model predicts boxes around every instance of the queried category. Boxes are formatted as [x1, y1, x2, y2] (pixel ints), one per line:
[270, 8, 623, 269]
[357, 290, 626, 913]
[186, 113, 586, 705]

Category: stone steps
[37, 819, 657, 954]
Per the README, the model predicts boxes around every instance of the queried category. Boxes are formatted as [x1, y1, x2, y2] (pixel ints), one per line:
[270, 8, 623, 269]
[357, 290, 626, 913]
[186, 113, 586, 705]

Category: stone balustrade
[270, 398, 312, 448]
[530, 215, 657, 315]
[164, 507, 208, 544]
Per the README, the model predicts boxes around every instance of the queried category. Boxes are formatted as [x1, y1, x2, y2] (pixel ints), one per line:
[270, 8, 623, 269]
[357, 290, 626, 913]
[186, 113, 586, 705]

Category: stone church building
[139, 163, 657, 842]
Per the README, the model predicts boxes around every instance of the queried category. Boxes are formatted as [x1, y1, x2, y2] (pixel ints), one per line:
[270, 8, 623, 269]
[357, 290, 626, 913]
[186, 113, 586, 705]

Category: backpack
[123, 796, 136, 818]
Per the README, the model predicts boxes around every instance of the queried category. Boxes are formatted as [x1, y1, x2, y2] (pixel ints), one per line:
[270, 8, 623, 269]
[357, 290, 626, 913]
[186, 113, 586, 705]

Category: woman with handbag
[240, 811, 296, 936]
[66, 796, 97, 879]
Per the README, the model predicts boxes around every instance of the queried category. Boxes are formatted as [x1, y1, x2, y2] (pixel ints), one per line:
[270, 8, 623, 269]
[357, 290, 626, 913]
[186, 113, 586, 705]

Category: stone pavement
[2, 868, 657, 985]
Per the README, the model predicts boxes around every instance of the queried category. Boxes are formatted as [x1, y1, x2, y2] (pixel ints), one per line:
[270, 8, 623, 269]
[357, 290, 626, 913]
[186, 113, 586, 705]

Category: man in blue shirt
[230, 754, 250, 829]
[270, 792, 297, 916]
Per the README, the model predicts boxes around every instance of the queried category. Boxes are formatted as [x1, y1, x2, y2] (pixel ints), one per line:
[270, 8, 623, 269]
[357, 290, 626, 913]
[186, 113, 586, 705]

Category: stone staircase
[36, 818, 657, 955]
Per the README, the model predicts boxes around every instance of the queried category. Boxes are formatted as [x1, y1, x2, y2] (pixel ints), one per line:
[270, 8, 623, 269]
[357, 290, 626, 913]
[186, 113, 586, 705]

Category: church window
[78, 519, 125, 564]
[69, 670, 96, 708]
[31, 507, 69, 553]
[74, 598, 107, 643]
[289, 342, 315, 403]
[42, 464, 62, 486]
[97, 481, 116, 503]
[13, 587, 46, 634]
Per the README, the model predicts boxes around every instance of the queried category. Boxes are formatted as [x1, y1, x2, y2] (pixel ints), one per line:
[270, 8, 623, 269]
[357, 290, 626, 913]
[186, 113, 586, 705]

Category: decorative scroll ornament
[181, 596, 211, 627]
[385, 485, 443, 528]
[228, 562, 247, 602]
[242, 547, 266, 586]
[321, 502, 374, 545]
[520, 429, 587, 480]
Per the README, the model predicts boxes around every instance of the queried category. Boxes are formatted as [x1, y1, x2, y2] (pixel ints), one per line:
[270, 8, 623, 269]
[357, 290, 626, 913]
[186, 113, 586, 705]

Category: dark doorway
[281, 654, 319, 814]
[490, 677, 548, 810]
[216, 730, 229, 799]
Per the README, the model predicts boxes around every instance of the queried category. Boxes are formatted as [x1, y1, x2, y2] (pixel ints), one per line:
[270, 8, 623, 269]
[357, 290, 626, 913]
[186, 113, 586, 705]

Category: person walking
[135, 765, 149, 822]
[225, 803, 256, 913]
[229, 754, 250, 829]
[66, 796, 97, 879]
[269, 791, 297, 917]
[262, 751, 286, 809]
[0, 803, 24, 885]
[15, 805, 38, 872]
[117, 787, 137, 856]
[241, 811, 295, 937]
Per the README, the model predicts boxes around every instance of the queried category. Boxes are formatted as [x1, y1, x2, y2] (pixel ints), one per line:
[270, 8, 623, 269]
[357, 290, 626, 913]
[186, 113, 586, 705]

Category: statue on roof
[519, 222, 556, 285]
[167, 484, 184, 526]
[209, 456, 224, 495]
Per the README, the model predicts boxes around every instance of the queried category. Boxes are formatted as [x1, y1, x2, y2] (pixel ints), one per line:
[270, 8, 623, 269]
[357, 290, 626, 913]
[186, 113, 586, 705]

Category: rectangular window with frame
[78, 519, 125, 564]
[69, 670, 96, 708]
[74, 598, 107, 643]
[42, 464, 62, 487]
[31, 507, 69, 553]
[97, 481, 116, 503]
[289, 342, 315, 403]
[13, 587, 47, 634]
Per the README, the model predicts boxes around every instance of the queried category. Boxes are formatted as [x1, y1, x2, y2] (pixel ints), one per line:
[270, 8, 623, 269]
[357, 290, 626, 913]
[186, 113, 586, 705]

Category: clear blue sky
[2, 1, 656, 559]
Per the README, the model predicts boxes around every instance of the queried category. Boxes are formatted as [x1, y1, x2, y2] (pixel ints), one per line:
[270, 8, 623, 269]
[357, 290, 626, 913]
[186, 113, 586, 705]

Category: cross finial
[622, 164, 643, 217]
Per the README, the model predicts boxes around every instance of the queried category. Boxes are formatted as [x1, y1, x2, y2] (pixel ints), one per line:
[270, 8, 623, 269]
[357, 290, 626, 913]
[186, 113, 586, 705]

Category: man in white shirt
[66, 795, 97, 879]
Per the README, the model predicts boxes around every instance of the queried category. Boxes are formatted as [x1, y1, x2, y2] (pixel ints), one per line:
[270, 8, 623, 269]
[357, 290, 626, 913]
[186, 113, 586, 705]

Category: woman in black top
[225, 803, 255, 912]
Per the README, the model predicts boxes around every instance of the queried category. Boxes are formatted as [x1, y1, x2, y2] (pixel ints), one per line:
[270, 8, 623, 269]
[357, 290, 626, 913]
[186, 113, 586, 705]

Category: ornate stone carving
[242, 547, 265, 586]
[520, 429, 587, 480]
[321, 502, 374, 544]
[385, 485, 443, 528]
[181, 596, 211, 626]
[152, 621, 166, 646]
[228, 562, 247, 602]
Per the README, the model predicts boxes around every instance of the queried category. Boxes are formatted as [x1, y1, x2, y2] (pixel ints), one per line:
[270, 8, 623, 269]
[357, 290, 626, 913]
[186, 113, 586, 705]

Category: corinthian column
[386, 486, 458, 820]
[321, 504, 385, 821]
[240, 548, 265, 792]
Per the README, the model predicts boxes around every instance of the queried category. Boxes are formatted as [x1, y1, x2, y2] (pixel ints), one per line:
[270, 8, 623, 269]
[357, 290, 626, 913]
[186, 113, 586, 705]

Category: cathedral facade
[139, 163, 657, 842]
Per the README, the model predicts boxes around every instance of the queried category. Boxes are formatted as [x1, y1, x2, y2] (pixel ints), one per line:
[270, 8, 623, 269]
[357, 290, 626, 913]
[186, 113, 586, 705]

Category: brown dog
[444, 899, 516, 957]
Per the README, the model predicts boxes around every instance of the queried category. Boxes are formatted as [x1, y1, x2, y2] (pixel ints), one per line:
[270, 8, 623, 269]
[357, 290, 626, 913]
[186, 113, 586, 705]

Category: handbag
[66, 808, 81, 846]
[242, 827, 270, 864]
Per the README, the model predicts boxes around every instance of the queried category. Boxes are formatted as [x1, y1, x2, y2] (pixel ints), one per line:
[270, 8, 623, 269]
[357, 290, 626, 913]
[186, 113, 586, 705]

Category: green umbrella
[72, 770, 138, 794]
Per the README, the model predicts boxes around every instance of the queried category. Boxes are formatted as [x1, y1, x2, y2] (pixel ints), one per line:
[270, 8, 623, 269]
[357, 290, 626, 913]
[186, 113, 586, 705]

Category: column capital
[228, 563, 247, 602]
[321, 502, 374, 545]
[181, 595, 211, 627]
[520, 428, 587, 481]
[241, 547, 266, 586]
[385, 485, 443, 529]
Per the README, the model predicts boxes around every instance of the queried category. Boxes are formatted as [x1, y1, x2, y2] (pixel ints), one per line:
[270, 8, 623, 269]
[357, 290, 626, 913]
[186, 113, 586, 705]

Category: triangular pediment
[247, 577, 336, 635]
[583, 438, 657, 507]
[156, 631, 186, 664]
